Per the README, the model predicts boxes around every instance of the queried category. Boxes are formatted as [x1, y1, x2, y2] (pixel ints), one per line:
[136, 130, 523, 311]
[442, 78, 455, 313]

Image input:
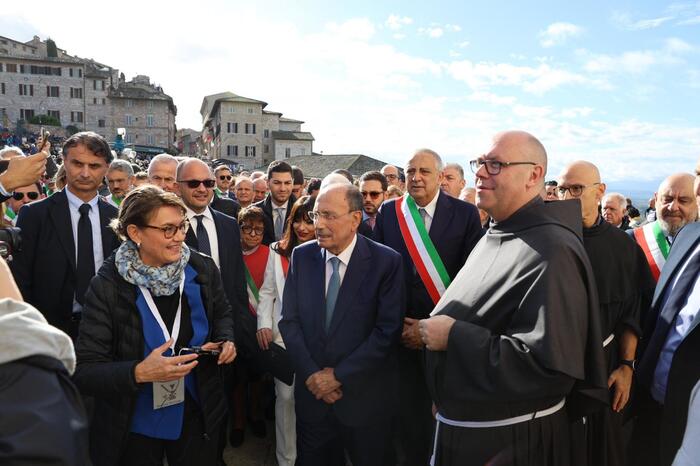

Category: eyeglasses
[144, 220, 190, 239]
[12, 191, 40, 201]
[241, 225, 265, 236]
[384, 174, 398, 180]
[469, 159, 537, 176]
[178, 179, 216, 189]
[308, 210, 356, 222]
[556, 183, 600, 198]
[219, 175, 233, 181]
[361, 191, 385, 199]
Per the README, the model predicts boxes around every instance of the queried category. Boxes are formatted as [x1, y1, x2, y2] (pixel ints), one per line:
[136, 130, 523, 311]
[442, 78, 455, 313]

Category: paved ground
[222, 421, 278, 466]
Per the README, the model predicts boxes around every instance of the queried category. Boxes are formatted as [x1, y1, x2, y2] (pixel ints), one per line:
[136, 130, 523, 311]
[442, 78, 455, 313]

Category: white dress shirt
[65, 188, 104, 313]
[186, 206, 220, 268]
[413, 189, 440, 232]
[324, 234, 357, 295]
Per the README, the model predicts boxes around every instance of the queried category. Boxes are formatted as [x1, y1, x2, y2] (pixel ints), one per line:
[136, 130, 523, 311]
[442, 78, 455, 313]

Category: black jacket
[253, 194, 296, 246]
[73, 251, 234, 466]
[210, 193, 240, 219]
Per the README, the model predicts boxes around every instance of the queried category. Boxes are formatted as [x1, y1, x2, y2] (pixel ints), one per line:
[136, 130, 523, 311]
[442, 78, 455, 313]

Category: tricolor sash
[395, 195, 451, 305]
[245, 265, 260, 316]
[633, 221, 670, 282]
[3, 206, 16, 225]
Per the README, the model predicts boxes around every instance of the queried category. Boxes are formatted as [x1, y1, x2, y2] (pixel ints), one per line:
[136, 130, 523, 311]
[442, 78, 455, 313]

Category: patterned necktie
[367, 216, 376, 230]
[325, 257, 341, 331]
[274, 207, 285, 240]
[419, 208, 428, 228]
[195, 215, 212, 256]
[75, 203, 94, 305]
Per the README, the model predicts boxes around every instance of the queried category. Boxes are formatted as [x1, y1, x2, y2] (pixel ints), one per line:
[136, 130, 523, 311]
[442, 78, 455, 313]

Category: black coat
[73, 251, 235, 466]
[0, 355, 90, 466]
[10, 189, 120, 336]
[210, 193, 240, 219]
[253, 195, 296, 246]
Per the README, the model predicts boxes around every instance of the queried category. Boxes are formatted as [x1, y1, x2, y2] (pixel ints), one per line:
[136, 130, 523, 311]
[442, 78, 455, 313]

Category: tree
[28, 114, 61, 127]
[46, 38, 58, 58]
[66, 125, 79, 136]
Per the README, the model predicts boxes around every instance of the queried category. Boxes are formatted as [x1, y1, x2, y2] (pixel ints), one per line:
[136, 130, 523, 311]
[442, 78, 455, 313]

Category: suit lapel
[210, 208, 228, 268]
[428, 191, 454, 248]
[97, 200, 116, 258]
[49, 191, 76, 270]
[308, 245, 327, 337]
[327, 236, 370, 336]
[652, 228, 700, 306]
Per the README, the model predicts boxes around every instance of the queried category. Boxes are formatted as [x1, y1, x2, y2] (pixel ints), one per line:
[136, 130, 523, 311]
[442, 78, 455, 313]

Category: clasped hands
[306, 367, 342, 404]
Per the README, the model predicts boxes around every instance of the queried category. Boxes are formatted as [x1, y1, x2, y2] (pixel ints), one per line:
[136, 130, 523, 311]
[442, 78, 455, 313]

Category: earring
[136, 242, 141, 248]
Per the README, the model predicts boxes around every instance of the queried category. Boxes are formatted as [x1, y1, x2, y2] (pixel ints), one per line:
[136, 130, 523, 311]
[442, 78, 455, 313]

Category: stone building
[0, 35, 176, 152]
[176, 128, 201, 155]
[263, 153, 389, 180]
[200, 92, 314, 170]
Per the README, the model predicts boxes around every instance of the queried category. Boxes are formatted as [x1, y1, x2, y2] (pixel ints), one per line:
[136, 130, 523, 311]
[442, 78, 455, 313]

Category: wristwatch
[619, 359, 636, 371]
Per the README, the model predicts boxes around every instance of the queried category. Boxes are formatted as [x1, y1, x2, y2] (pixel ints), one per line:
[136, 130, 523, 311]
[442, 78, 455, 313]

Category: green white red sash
[633, 221, 670, 282]
[245, 265, 260, 316]
[3, 206, 16, 225]
[395, 195, 451, 305]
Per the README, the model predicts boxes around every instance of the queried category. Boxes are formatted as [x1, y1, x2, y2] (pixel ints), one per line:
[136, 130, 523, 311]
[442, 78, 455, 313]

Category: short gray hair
[443, 162, 465, 180]
[603, 192, 627, 210]
[0, 146, 24, 160]
[108, 159, 134, 177]
[148, 153, 178, 177]
[413, 148, 444, 172]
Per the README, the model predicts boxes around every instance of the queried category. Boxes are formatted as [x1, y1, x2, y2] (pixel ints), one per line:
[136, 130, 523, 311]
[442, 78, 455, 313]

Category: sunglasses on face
[361, 191, 384, 199]
[12, 191, 40, 201]
[219, 175, 233, 181]
[179, 179, 216, 189]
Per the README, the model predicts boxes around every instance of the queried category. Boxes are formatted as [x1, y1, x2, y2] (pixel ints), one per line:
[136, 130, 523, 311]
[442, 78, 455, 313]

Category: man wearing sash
[374, 149, 483, 466]
[557, 161, 654, 466]
[104, 159, 133, 208]
[628, 173, 698, 282]
[419, 131, 608, 465]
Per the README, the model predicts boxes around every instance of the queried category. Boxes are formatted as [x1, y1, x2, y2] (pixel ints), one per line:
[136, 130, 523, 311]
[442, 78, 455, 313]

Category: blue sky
[2, 0, 699, 190]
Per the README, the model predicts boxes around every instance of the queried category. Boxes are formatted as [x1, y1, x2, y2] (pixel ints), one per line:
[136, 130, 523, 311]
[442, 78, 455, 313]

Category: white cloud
[446, 24, 462, 32]
[612, 12, 674, 30]
[539, 22, 584, 47]
[678, 15, 700, 25]
[457, 41, 471, 48]
[448, 50, 461, 58]
[393, 33, 406, 40]
[326, 18, 375, 41]
[468, 91, 517, 106]
[583, 40, 692, 74]
[419, 26, 444, 38]
[385, 14, 413, 31]
[665, 37, 694, 52]
[559, 107, 594, 118]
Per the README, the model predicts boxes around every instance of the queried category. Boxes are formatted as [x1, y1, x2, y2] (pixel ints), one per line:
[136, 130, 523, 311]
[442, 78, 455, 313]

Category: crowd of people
[0, 129, 699, 466]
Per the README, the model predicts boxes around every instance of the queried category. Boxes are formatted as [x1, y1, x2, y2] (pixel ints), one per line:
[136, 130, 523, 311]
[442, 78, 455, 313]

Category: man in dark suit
[11, 132, 120, 340]
[210, 192, 241, 219]
[630, 217, 700, 466]
[373, 148, 483, 466]
[279, 184, 405, 466]
[253, 161, 296, 245]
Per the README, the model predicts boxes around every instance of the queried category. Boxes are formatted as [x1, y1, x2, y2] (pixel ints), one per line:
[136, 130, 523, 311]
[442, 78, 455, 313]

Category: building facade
[200, 92, 314, 170]
[0, 35, 176, 151]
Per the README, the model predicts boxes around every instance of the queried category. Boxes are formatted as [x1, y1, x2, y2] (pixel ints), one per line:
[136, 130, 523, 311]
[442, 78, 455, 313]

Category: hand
[402, 318, 424, 350]
[256, 328, 273, 350]
[202, 341, 236, 365]
[305, 367, 341, 399]
[419, 315, 456, 351]
[608, 365, 633, 412]
[134, 339, 198, 383]
[0, 256, 22, 300]
[0, 151, 48, 192]
[322, 389, 343, 404]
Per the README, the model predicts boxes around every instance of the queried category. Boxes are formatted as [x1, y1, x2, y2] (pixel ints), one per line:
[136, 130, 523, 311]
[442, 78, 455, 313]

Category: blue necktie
[637, 250, 700, 388]
[195, 215, 212, 256]
[325, 257, 341, 331]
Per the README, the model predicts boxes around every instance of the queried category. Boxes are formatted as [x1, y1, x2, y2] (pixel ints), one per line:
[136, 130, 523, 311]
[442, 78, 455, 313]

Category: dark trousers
[119, 396, 221, 466]
[397, 349, 434, 466]
[297, 411, 391, 466]
[627, 392, 663, 466]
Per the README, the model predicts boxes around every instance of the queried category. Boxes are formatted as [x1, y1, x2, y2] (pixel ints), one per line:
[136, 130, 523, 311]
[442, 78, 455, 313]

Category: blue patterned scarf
[115, 240, 191, 296]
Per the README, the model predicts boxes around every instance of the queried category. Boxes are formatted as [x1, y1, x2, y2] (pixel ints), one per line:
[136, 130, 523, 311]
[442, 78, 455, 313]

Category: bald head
[176, 158, 212, 180]
[320, 173, 352, 190]
[656, 172, 698, 236]
[493, 130, 548, 175]
[557, 160, 606, 227]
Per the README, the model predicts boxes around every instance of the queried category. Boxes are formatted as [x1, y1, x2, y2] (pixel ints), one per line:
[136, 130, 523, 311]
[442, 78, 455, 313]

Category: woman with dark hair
[73, 185, 236, 466]
[256, 195, 316, 466]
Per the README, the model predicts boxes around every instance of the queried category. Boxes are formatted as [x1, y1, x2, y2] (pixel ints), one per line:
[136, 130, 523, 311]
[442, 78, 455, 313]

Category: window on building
[48, 110, 60, 120]
[125, 115, 133, 125]
[78, 69, 82, 78]
[285, 148, 291, 158]
[264, 144, 269, 153]
[101, 80, 105, 90]
[227, 122, 239, 134]
[227, 145, 239, 157]
[70, 87, 83, 99]
[6, 63, 17, 73]
[126, 99, 133, 108]
[146, 134, 155, 145]
[228, 106, 235, 113]
[146, 114, 154, 127]
[93, 80, 97, 90]
[19, 84, 34, 96]
[246, 146, 256, 157]
[102, 98, 106, 105]
[126, 134, 134, 144]
[20, 109, 35, 120]
[69, 68, 73, 77]
[0, 63, 3, 72]
[264, 129, 270, 138]
[244, 123, 256, 134]
[247, 108, 253, 114]
[46, 86, 59, 97]
[19, 64, 26, 74]
[98, 119, 106, 128]
[300, 148, 306, 155]
[147, 101, 154, 109]
[70, 111, 84, 123]
[93, 97, 97, 104]
[1, 83, 4, 95]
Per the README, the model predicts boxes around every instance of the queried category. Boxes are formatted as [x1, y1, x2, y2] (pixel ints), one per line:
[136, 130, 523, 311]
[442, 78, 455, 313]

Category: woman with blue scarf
[74, 185, 236, 466]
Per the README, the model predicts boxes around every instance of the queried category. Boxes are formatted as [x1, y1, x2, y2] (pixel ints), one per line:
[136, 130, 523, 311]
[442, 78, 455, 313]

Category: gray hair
[147, 153, 178, 177]
[320, 183, 363, 212]
[108, 159, 134, 177]
[413, 148, 444, 172]
[235, 176, 253, 188]
[602, 192, 627, 210]
[0, 146, 24, 160]
[320, 173, 352, 190]
[443, 162, 465, 180]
